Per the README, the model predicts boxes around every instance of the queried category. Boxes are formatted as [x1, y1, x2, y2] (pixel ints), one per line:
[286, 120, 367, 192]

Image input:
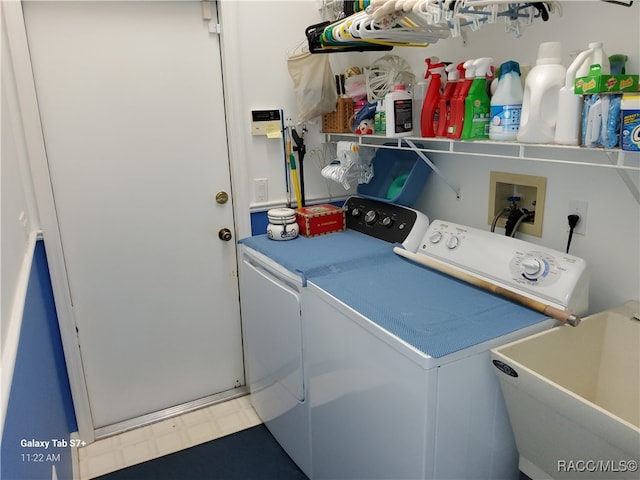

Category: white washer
[239, 210, 589, 479]
[305, 280, 550, 479]
[305, 220, 587, 479]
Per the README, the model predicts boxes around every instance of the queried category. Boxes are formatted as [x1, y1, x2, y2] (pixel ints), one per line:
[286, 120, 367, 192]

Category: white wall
[221, 0, 639, 314]
[1, 2, 41, 353]
[220, 0, 366, 234]
[1, 0, 42, 434]
[1, 53, 33, 353]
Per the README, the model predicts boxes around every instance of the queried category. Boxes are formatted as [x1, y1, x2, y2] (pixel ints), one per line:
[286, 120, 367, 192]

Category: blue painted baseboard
[1, 240, 77, 480]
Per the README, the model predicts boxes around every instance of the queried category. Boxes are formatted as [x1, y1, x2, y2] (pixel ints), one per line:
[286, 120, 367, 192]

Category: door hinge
[201, 1, 221, 34]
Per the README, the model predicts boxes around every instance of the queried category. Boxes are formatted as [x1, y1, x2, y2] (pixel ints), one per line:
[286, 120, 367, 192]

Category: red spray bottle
[420, 58, 447, 137]
[447, 59, 475, 139]
[435, 63, 460, 137]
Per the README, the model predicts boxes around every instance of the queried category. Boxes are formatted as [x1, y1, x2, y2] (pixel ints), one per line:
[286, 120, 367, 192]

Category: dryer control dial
[364, 210, 378, 225]
[429, 231, 443, 244]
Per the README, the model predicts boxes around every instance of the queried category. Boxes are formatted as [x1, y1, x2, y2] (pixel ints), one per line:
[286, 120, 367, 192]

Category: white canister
[385, 84, 413, 138]
[517, 42, 566, 144]
[267, 208, 299, 241]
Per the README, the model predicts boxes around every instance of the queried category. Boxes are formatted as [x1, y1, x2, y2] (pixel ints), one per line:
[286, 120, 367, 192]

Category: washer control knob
[429, 231, 443, 244]
[522, 258, 543, 277]
[364, 210, 378, 225]
[381, 216, 393, 228]
[446, 235, 459, 249]
[351, 208, 361, 217]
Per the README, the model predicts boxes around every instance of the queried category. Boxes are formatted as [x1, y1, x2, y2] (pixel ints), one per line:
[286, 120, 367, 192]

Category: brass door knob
[218, 228, 232, 241]
[216, 192, 229, 204]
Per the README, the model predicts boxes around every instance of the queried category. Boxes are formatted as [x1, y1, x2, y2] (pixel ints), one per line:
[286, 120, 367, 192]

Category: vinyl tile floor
[77, 395, 262, 480]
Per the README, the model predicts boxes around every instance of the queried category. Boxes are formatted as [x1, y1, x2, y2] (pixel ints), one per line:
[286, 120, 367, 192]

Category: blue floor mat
[95, 425, 308, 480]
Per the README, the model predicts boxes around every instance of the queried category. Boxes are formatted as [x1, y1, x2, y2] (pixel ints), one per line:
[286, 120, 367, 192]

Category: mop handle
[289, 152, 303, 209]
[393, 247, 581, 327]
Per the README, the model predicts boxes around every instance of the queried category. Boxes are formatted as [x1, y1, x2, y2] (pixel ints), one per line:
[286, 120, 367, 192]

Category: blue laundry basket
[357, 144, 432, 207]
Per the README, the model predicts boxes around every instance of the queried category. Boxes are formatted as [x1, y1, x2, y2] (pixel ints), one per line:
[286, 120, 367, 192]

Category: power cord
[566, 214, 580, 253]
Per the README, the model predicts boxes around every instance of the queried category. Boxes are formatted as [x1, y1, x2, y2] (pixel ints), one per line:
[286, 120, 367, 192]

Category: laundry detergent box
[295, 204, 345, 237]
[621, 94, 640, 151]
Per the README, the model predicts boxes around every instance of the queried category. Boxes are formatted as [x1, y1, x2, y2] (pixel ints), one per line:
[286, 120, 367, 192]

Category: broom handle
[393, 247, 581, 327]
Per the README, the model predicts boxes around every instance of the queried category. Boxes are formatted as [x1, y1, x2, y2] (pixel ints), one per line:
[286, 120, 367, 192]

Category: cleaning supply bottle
[420, 58, 447, 137]
[609, 54, 628, 75]
[489, 61, 523, 141]
[447, 60, 475, 139]
[461, 57, 493, 140]
[385, 84, 413, 138]
[374, 100, 386, 135]
[486, 65, 496, 99]
[435, 63, 460, 137]
[412, 62, 430, 135]
[554, 47, 593, 145]
[413, 57, 437, 134]
[517, 42, 566, 144]
[575, 42, 610, 78]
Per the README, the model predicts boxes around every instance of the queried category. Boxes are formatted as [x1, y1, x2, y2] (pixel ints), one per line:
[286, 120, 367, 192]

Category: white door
[23, 1, 244, 430]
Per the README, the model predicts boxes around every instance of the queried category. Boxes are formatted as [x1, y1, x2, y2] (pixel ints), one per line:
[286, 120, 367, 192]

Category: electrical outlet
[567, 200, 588, 235]
[488, 172, 547, 237]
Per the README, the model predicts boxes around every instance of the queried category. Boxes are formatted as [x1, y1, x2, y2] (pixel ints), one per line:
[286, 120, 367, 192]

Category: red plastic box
[295, 204, 345, 238]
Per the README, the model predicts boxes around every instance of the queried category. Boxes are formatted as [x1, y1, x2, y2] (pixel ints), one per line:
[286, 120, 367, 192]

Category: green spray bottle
[461, 57, 493, 140]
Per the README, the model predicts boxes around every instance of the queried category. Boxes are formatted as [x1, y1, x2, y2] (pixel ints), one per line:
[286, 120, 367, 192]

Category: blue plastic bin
[357, 144, 432, 207]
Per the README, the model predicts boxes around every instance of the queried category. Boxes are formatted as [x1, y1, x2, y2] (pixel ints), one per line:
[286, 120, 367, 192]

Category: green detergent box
[621, 94, 640, 151]
[575, 65, 639, 94]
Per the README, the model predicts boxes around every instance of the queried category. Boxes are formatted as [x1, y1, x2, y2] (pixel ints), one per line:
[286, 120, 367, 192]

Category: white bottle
[575, 42, 611, 78]
[554, 48, 593, 145]
[489, 61, 524, 141]
[517, 42, 567, 144]
[385, 84, 413, 138]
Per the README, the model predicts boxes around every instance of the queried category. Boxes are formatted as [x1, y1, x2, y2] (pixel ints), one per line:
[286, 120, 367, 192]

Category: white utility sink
[491, 301, 640, 479]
